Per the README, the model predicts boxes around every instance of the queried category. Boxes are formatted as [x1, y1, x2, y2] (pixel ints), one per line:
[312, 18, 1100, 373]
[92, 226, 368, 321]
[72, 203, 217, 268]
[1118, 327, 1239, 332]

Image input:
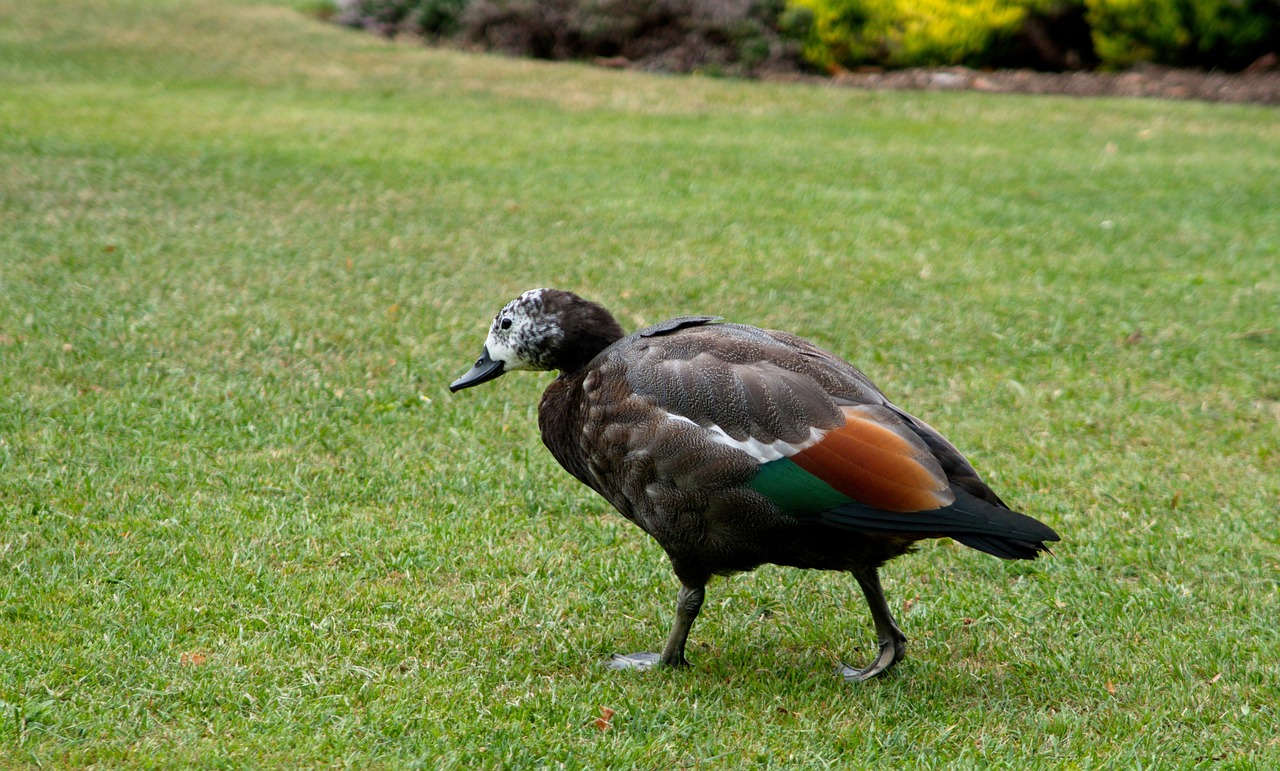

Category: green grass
[2, 0, 1278, 766]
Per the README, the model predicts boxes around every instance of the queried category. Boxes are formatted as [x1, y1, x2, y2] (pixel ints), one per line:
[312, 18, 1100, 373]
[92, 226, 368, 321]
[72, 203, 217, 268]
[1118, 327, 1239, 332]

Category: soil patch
[768, 60, 1280, 105]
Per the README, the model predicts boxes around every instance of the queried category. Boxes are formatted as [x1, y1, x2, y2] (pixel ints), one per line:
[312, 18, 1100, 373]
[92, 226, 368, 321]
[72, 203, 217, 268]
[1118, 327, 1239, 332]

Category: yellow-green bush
[789, 0, 1032, 69]
[788, 0, 1279, 71]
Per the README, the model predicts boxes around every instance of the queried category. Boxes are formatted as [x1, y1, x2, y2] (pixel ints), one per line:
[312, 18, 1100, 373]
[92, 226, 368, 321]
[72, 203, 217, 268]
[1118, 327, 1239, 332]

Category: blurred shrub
[335, 0, 468, 37]
[333, 0, 806, 74]
[999, 0, 1097, 69]
[457, 0, 806, 75]
[789, 0, 1032, 69]
[1085, 0, 1279, 69]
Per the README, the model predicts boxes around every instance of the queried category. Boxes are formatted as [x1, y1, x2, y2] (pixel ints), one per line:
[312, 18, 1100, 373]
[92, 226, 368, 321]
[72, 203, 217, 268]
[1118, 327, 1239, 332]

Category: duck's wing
[621, 322, 951, 511]
[613, 321, 1058, 556]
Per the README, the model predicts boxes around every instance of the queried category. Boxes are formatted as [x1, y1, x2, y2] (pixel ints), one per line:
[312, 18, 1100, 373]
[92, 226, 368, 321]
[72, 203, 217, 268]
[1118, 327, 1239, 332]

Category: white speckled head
[450, 288, 626, 392]
[483, 288, 564, 372]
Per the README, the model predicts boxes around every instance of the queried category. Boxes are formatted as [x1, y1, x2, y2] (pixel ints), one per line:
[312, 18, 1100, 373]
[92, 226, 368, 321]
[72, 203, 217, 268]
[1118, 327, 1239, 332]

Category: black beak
[449, 347, 505, 392]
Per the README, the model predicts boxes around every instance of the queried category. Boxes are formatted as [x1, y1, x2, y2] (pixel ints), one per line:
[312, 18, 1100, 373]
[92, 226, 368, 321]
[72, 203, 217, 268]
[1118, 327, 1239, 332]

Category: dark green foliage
[999, 0, 1098, 70]
[1086, 0, 1280, 70]
[414, 0, 468, 35]
[335, 0, 467, 36]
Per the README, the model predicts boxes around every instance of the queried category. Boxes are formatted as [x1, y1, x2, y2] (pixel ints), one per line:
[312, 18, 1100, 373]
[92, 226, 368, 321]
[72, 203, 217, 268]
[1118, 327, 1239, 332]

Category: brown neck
[538, 371, 597, 491]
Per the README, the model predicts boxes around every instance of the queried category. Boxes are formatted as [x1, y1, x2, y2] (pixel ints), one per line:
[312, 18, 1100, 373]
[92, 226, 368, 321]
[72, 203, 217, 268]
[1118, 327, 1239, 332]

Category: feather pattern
[789, 404, 953, 513]
[621, 323, 956, 514]
[591, 318, 1055, 559]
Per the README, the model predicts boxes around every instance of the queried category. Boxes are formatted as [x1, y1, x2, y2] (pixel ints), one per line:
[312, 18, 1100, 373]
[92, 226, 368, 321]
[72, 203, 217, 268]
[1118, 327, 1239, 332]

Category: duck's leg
[839, 567, 908, 682]
[609, 583, 705, 670]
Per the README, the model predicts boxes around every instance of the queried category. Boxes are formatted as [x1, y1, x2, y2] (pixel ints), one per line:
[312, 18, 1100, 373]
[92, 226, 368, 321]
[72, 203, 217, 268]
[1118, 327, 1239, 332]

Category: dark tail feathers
[821, 488, 1060, 560]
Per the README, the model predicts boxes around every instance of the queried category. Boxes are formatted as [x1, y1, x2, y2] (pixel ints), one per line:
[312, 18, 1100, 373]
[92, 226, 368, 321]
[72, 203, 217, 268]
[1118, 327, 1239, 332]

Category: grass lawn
[2, 0, 1278, 766]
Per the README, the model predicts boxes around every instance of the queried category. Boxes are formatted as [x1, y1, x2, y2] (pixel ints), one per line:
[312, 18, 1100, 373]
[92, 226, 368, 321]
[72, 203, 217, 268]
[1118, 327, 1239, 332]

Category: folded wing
[618, 321, 1059, 558]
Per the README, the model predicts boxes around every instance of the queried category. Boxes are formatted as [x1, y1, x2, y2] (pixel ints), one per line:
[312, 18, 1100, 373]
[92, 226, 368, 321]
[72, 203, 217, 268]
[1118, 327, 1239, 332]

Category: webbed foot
[838, 635, 906, 682]
[607, 652, 663, 671]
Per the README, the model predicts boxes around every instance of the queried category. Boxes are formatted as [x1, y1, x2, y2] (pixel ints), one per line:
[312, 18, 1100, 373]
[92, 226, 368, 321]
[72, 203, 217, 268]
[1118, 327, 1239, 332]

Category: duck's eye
[499, 317, 513, 330]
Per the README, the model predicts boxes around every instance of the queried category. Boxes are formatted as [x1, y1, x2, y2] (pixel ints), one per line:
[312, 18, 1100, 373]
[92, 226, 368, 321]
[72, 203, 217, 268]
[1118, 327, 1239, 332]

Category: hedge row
[333, 0, 1280, 73]
[334, 0, 807, 75]
[795, 0, 1279, 71]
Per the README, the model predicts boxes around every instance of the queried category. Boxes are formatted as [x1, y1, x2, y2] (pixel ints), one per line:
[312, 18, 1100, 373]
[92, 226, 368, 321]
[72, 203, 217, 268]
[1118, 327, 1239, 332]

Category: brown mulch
[772, 58, 1280, 106]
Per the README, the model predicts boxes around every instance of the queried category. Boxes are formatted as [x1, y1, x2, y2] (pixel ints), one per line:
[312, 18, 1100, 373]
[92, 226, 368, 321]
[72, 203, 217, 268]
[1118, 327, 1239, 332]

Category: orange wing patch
[790, 405, 953, 512]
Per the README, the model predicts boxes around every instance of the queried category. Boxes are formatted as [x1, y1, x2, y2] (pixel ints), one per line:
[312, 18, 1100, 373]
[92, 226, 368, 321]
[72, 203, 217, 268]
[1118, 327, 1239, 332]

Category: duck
[450, 288, 1059, 681]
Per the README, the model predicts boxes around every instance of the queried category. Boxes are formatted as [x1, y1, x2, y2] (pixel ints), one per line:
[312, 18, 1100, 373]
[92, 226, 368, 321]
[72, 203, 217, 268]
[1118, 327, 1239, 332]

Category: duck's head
[449, 288, 625, 392]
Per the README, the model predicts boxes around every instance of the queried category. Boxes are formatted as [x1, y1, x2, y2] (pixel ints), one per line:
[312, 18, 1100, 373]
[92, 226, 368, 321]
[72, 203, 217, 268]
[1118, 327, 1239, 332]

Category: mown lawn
[1, 0, 1278, 766]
